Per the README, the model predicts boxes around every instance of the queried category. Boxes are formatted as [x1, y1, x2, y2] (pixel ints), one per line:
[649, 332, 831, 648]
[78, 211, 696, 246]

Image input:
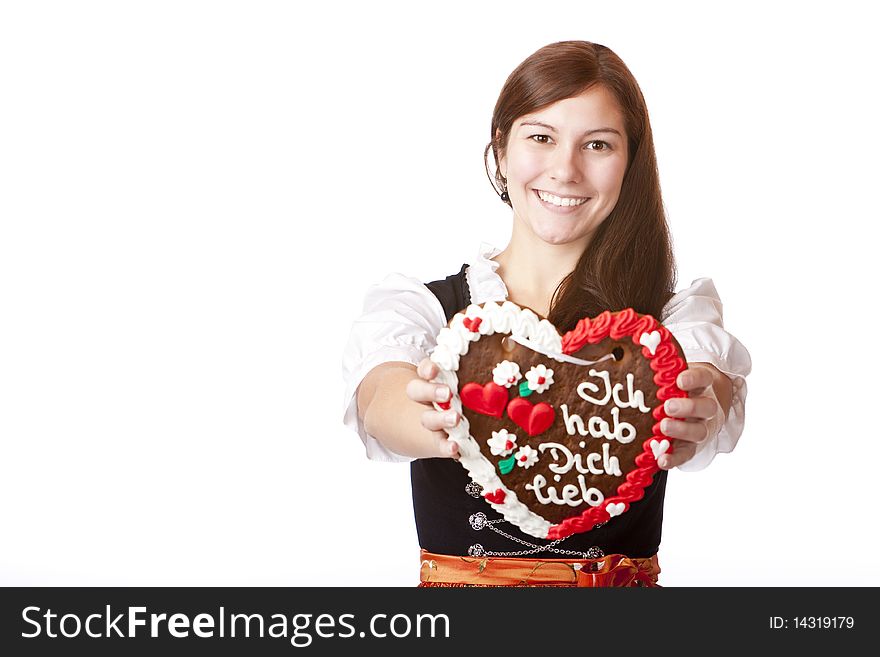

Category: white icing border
[429, 301, 564, 539]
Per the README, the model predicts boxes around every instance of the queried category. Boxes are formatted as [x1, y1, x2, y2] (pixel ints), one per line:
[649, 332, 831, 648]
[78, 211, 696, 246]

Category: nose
[548, 144, 582, 184]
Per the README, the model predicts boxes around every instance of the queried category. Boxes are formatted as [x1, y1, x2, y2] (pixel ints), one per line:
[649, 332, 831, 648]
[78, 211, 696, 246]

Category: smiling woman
[342, 41, 752, 587]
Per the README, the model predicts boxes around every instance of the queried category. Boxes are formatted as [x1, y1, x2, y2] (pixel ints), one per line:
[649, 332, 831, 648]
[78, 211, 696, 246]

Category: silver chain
[468, 513, 604, 559]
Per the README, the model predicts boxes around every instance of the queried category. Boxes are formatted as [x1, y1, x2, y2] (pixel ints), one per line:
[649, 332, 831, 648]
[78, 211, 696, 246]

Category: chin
[537, 234, 576, 246]
[531, 225, 587, 246]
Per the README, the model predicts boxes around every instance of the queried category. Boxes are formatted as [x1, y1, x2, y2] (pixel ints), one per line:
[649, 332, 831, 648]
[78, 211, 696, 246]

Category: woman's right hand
[405, 357, 461, 459]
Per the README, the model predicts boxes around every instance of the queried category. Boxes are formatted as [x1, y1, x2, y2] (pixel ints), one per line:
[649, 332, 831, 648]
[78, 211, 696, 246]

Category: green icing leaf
[518, 381, 533, 397]
[499, 455, 516, 475]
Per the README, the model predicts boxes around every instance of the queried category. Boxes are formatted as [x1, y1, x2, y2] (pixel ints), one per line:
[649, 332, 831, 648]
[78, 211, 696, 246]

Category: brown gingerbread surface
[457, 333, 663, 525]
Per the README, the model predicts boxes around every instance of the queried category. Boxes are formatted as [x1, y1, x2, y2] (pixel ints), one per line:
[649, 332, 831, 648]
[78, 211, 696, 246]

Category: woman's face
[498, 85, 629, 248]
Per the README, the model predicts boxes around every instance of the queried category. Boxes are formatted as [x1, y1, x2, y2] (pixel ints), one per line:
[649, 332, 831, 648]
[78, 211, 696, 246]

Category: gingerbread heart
[429, 301, 688, 540]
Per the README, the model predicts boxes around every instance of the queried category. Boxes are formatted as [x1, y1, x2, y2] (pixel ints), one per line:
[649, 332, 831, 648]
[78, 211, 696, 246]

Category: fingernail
[435, 386, 450, 402]
[665, 400, 681, 414]
[661, 418, 672, 433]
[679, 373, 693, 388]
[659, 456, 668, 469]
[444, 412, 458, 427]
[448, 442, 457, 456]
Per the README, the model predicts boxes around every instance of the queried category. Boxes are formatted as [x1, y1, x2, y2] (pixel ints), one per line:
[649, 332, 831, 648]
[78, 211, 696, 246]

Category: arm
[341, 272, 461, 461]
[660, 277, 753, 471]
[357, 360, 459, 459]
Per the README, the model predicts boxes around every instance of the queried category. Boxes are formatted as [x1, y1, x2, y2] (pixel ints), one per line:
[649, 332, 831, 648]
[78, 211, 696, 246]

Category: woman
[342, 40, 751, 586]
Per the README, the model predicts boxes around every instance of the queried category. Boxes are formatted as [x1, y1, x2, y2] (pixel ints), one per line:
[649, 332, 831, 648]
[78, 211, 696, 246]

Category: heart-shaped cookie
[430, 301, 688, 540]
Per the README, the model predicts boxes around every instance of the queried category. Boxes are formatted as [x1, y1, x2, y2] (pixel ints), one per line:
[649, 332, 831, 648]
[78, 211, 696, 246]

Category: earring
[500, 190, 510, 203]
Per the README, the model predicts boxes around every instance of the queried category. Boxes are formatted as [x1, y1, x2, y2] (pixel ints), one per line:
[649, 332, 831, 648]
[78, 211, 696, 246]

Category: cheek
[594, 159, 627, 198]
[506, 149, 545, 186]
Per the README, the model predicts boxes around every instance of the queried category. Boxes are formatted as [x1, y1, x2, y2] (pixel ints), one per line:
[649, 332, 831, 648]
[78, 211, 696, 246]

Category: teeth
[536, 190, 589, 207]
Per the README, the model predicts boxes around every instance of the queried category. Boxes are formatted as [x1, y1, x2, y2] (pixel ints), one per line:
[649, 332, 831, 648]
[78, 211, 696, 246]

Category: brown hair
[483, 40, 677, 333]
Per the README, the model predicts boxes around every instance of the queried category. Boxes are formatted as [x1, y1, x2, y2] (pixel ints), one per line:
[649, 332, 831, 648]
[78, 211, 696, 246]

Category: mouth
[533, 189, 591, 209]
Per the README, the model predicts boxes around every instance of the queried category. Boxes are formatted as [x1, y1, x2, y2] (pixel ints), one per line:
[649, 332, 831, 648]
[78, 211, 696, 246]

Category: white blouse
[342, 242, 752, 472]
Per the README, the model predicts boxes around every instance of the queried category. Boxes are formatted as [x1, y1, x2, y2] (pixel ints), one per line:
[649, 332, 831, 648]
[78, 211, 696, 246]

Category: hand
[405, 357, 461, 459]
[656, 364, 725, 470]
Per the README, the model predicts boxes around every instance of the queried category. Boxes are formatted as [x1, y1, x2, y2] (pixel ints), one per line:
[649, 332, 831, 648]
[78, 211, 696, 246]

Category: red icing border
[544, 308, 688, 540]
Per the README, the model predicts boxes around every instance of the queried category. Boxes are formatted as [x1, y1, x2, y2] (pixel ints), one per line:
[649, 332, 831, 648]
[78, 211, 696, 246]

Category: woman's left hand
[656, 363, 728, 470]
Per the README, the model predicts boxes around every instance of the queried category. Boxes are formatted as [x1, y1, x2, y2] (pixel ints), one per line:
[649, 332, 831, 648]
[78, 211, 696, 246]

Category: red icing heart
[506, 397, 555, 436]
[484, 489, 506, 504]
[460, 382, 507, 418]
[463, 316, 482, 333]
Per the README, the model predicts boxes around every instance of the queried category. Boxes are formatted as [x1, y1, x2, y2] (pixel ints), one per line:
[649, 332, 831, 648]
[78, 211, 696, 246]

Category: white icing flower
[492, 360, 522, 388]
[515, 445, 539, 469]
[525, 364, 554, 393]
[488, 429, 518, 456]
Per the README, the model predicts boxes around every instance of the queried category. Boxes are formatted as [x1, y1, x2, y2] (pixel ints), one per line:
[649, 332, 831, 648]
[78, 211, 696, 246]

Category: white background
[1, 0, 878, 586]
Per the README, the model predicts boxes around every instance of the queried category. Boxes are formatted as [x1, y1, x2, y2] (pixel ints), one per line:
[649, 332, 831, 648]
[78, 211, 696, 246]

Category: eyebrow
[518, 120, 622, 137]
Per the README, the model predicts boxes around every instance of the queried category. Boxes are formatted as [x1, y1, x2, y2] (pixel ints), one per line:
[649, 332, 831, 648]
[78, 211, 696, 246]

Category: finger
[664, 396, 717, 421]
[406, 378, 451, 404]
[427, 432, 459, 459]
[421, 409, 460, 432]
[657, 441, 696, 470]
[677, 366, 713, 394]
[417, 357, 439, 381]
[660, 418, 708, 445]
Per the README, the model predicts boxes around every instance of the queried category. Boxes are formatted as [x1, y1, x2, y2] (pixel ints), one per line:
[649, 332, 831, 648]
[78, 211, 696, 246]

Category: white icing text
[538, 442, 622, 477]
[525, 474, 605, 507]
[561, 404, 637, 445]
[576, 369, 651, 412]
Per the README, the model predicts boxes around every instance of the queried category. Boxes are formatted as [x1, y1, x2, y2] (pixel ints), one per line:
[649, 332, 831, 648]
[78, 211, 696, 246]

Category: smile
[534, 189, 590, 206]
[534, 189, 591, 209]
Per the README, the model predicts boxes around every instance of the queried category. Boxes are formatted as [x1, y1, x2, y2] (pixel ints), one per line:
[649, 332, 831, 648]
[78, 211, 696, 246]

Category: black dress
[410, 264, 669, 559]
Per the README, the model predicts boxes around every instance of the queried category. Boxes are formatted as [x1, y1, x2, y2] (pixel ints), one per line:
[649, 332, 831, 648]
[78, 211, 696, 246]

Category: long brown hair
[483, 41, 677, 333]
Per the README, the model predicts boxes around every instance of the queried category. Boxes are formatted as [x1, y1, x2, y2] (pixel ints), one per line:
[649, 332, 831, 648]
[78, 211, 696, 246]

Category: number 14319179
[770, 617, 855, 629]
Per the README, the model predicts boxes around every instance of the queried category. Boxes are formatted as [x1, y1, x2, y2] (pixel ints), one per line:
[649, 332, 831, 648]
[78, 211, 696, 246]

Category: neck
[492, 229, 588, 317]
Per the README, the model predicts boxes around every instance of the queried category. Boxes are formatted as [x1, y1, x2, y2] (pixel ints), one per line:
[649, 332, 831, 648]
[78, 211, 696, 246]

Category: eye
[529, 134, 552, 144]
[586, 140, 611, 151]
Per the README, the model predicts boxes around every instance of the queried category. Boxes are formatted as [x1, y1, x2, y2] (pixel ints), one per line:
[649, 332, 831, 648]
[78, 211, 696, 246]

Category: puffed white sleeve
[660, 277, 753, 472]
[341, 273, 448, 463]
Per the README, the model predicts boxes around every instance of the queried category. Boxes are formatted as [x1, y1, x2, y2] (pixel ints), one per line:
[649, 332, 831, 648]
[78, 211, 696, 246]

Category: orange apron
[418, 549, 661, 587]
